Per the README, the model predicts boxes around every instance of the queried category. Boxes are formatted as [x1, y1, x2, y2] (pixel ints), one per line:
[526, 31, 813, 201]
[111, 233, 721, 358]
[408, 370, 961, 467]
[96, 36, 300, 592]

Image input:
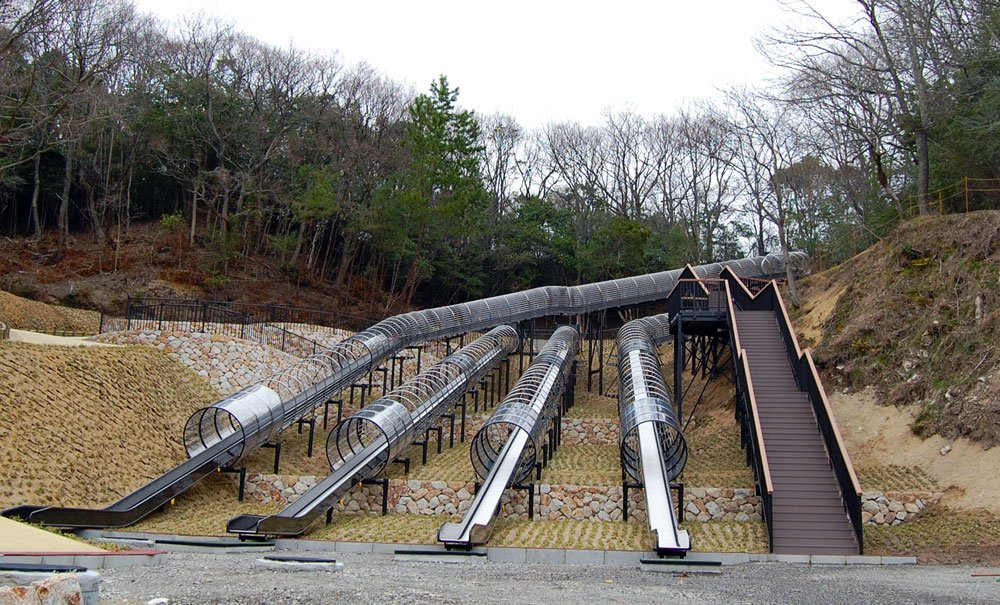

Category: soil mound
[0, 289, 101, 333]
[796, 210, 1000, 447]
[0, 341, 218, 509]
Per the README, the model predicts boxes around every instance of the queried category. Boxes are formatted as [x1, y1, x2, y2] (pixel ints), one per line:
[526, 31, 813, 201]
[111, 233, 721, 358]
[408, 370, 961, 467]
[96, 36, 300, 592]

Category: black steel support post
[426, 426, 443, 455]
[454, 399, 467, 442]
[511, 483, 535, 520]
[262, 442, 282, 474]
[674, 317, 684, 419]
[220, 466, 247, 502]
[393, 456, 411, 474]
[296, 417, 316, 458]
[440, 413, 456, 448]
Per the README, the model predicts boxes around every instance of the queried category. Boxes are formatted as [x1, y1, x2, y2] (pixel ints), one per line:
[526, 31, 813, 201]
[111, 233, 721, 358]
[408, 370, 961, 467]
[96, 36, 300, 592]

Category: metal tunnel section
[328, 325, 519, 478]
[183, 385, 283, 461]
[183, 251, 804, 466]
[471, 326, 579, 485]
[439, 325, 580, 546]
[617, 315, 687, 484]
[617, 313, 691, 555]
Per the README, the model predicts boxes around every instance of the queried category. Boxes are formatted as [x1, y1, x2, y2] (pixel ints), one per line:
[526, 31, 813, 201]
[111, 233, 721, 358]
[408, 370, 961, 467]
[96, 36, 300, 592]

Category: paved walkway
[0, 517, 104, 553]
[6, 329, 118, 347]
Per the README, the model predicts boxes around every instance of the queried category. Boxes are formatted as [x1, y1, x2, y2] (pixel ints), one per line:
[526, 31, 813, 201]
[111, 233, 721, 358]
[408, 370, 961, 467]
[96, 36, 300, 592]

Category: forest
[1, 0, 999, 307]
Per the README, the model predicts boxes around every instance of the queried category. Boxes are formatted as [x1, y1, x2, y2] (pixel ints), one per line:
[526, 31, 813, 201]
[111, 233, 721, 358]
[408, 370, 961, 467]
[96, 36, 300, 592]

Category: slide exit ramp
[438, 326, 579, 547]
[617, 314, 690, 556]
[227, 325, 518, 537]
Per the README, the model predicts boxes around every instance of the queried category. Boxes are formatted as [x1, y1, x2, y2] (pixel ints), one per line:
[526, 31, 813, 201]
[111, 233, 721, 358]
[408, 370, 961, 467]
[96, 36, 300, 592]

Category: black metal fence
[101, 297, 380, 355]
[118, 297, 376, 331]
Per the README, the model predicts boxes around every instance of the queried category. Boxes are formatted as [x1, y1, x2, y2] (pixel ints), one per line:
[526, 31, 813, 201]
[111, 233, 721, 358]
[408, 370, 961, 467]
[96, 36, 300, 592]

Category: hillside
[0, 340, 219, 509]
[793, 210, 1000, 516]
[0, 221, 395, 319]
[794, 210, 1000, 446]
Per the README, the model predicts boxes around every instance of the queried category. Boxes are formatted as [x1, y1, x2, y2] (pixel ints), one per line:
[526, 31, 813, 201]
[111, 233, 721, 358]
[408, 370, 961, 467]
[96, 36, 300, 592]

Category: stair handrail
[720, 279, 774, 551]
[752, 280, 864, 553]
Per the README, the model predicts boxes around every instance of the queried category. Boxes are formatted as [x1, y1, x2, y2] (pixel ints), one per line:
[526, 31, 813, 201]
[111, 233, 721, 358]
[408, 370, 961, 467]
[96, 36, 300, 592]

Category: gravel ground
[97, 552, 1000, 604]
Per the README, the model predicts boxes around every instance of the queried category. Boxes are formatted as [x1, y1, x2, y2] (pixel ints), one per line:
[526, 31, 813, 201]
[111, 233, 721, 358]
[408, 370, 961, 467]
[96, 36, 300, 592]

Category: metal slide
[617, 315, 690, 555]
[227, 326, 518, 537]
[3, 253, 802, 529]
[438, 326, 579, 546]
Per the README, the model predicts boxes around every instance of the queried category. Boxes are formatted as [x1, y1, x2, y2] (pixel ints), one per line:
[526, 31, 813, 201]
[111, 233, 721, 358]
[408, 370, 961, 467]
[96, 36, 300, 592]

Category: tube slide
[3, 253, 802, 529]
[617, 315, 690, 555]
[227, 325, 519, 537]
[438, 325, 579, 547]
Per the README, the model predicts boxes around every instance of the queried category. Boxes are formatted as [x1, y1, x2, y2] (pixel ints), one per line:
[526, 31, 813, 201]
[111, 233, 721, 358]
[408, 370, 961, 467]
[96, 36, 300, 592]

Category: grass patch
[856, 465, 939, 492]
[544, 445, 621, 486]
[684, 521, 768, 553]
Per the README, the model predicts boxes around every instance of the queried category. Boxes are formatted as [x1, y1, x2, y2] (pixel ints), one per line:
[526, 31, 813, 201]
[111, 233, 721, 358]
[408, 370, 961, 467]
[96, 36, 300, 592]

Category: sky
[130, 0, 858, 130]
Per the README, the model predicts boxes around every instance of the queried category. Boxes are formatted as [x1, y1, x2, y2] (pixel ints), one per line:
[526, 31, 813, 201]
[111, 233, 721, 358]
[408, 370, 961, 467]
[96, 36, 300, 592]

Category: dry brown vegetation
[0, 289, 101, 333]
[797, 210, 1000, 446]
[0, 340, 218, 509]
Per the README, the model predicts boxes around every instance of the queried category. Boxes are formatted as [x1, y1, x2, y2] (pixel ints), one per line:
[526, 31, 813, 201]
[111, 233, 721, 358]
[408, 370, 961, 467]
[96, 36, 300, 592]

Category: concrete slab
[881, 556, 918, 565]
[774, 554, 810, 564]
[253, 558, 344, 572]
[335, 542, 373, 554]
[0, 517, 105, 554]
[811, 555, 847, 565]
[565, 550, 605, 565]
[846, 556, 883, 565]
[526, 549, 565, 564]
[487, 547, 526, 563]
[640, 562, 722, 575]
[604, 550, 646, 567]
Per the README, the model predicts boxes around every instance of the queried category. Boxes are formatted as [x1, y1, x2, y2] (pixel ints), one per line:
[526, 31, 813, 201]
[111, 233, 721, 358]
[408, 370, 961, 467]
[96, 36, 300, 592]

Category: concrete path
[0, 517, 105, 554]
[6, 329, 118, 348]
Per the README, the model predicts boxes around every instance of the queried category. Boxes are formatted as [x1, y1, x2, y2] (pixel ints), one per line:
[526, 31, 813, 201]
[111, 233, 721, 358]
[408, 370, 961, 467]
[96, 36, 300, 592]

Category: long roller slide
[439, 326, 578, 547]
[617, 315, 690, 556]
[3, 253, 803, 529]
[230, 326, 519, 537]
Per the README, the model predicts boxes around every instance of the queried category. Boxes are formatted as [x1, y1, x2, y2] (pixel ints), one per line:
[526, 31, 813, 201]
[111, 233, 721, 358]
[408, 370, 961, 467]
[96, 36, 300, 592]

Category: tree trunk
[334, 236, 356, 288]
[29, 149, 42, 238]
[403, 226, 425, 306]
[190, 184, 199, 245]
[777, 220, 800, 308]
[914, 127, 931, 215]
[56, 142, 73, 262]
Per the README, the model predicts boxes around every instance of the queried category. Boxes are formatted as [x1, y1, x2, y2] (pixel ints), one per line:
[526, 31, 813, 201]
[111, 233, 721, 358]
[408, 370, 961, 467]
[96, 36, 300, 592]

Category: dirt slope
[0, 341, 218, 509]
[0, 289, 101, 333]
[795, 210, 1000, 447]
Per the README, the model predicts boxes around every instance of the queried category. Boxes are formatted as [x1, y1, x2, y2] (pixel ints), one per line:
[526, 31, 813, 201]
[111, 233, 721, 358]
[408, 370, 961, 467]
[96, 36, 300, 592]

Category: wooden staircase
[735, 310, 859, 555]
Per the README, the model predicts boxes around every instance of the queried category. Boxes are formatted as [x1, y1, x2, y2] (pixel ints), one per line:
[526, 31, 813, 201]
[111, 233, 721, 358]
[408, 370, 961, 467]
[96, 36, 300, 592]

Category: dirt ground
[0, 341, 219, 509]
[831, 387, 1000, 512]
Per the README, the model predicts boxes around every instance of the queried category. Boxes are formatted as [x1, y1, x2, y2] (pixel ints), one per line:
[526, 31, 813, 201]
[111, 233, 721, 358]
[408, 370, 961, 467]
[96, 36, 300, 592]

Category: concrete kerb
[71, 531, 920, 567]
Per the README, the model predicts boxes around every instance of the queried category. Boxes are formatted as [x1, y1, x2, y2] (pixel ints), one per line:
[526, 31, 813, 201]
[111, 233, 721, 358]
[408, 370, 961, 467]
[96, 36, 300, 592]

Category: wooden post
[965, 176, 970, 213]
[852, 228, 858, 256]
[939, 191, 943, 216]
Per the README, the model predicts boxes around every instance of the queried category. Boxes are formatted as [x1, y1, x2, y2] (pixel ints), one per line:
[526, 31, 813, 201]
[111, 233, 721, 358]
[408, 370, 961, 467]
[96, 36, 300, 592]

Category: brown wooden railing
[724, 270, 864, 552]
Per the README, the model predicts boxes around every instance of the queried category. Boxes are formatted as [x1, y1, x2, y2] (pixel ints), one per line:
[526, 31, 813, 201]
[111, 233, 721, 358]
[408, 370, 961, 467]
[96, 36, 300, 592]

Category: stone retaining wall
[245, 475, 943, 528]
[862, 491, 942, 526]
[95, 329, 298, 395]
[244, 475, 763, 524]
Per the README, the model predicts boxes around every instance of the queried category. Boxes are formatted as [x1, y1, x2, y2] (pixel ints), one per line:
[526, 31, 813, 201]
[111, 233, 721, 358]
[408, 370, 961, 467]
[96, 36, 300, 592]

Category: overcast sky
[130, 0, 857, 129]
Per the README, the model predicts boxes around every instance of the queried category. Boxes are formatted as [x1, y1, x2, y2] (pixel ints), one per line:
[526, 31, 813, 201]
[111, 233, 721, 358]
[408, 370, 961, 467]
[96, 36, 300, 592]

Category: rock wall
[243, 475, 766, 524]
[95, 329, 298, 395]
[862, 490, 942, 526]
